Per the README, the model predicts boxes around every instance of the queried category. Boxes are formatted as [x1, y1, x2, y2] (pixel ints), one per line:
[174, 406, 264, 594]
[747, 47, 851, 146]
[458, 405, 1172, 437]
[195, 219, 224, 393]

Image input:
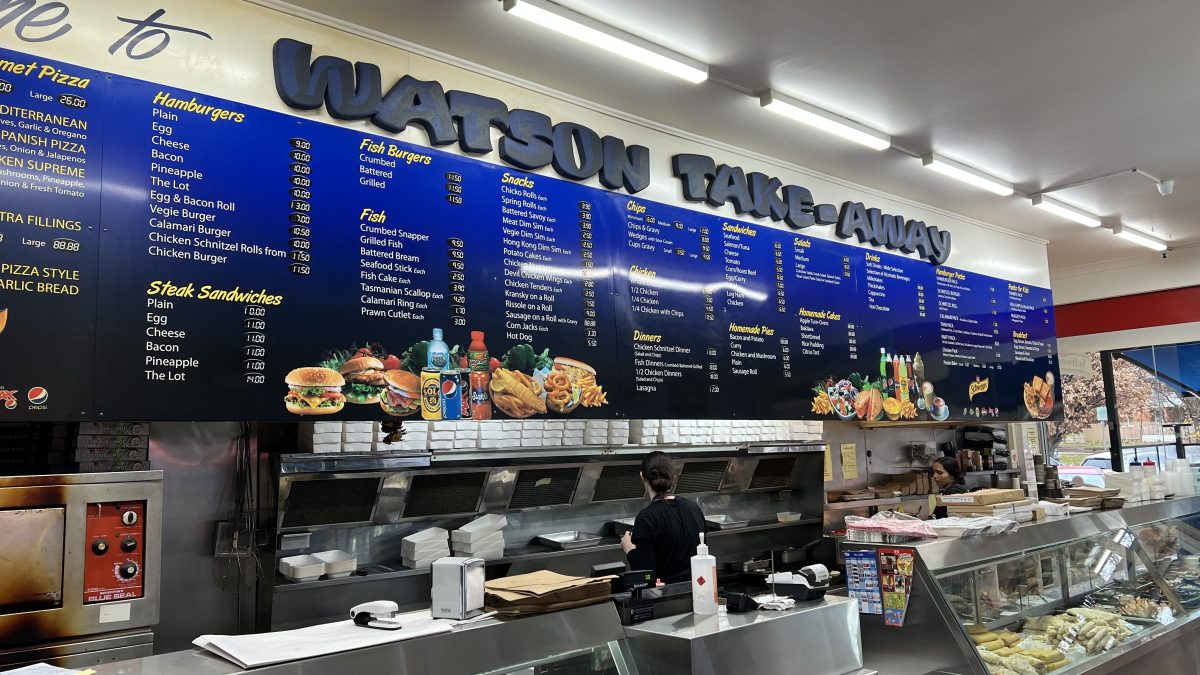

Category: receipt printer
[431, 557, 485, 620]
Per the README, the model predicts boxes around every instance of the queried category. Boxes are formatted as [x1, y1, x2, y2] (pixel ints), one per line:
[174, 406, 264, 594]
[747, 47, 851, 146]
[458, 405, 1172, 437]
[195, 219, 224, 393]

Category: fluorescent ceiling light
[1113, 224, 1168, 252]
[1030, 194, 1102, 227]
[759, 90, 891, 151]
[502, 0, 708, 83]
[922, 153, 1013, 196]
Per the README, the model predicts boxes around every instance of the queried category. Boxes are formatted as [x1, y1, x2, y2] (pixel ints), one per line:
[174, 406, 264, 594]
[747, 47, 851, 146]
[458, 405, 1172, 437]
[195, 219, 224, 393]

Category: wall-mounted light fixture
[502, 0, 708, 83]
[1029, 194, 1102, 228]
[759, 90, 890, 151]
[1112, 223, 1168, 251]
[921, 153, 1013, 196]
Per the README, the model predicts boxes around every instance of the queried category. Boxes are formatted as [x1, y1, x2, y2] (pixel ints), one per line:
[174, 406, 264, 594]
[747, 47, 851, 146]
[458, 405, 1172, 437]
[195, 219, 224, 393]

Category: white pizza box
[501, 421, 523, 432]
[453, 543, 504, 560]
[479, 439, 508, 449]
[430, 431, 455, 441]
[342, 432, 373, 444]
[522, 420, 545, 430]
[342, 422, 373, 434]
[565, 420, 587, 430]
[342, 443, 372, 454]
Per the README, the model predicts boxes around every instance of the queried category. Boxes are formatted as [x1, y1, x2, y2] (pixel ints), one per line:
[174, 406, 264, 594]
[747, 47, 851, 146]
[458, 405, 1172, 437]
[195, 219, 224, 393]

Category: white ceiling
[282, 0, 1200, 278]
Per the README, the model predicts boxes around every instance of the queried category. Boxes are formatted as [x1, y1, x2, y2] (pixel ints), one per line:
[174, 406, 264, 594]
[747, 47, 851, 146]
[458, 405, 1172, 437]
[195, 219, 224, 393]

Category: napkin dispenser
[431, 556, 485, 620]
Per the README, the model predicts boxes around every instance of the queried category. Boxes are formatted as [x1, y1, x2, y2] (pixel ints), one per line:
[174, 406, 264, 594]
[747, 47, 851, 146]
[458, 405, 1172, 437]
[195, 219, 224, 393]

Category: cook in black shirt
[620, 451, 708, 583]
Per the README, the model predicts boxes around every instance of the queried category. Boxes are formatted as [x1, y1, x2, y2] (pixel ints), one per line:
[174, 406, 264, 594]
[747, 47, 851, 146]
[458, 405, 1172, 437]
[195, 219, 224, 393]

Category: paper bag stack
[484, 570, 614, 617]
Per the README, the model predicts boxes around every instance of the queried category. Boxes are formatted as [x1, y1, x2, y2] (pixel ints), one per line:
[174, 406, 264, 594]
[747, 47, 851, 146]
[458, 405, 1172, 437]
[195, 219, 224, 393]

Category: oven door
[0, 507, 66, 610]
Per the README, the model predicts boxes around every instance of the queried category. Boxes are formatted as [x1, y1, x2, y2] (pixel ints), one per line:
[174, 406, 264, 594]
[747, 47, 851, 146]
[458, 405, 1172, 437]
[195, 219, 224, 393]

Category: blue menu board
[92, 75, 619, 421]
[0, 47, 1061, 422]
[0, 50, 105, 420]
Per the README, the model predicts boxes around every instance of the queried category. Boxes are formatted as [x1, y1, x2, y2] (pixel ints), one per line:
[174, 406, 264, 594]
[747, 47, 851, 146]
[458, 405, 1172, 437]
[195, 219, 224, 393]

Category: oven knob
[121, 511, 138, 526]
[121, 537, 137, 552]
[92, 539, 109, 555]
[119, 562, 139, 579]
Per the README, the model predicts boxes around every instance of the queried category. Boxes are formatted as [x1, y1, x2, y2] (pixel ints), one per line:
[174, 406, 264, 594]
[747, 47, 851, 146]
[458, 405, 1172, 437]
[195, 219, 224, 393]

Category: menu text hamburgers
[284, 367, 346, 415]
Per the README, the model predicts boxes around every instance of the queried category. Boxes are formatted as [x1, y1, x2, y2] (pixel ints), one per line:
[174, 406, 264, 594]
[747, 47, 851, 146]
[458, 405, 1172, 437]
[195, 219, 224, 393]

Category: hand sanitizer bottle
[691, 533, 718, 615]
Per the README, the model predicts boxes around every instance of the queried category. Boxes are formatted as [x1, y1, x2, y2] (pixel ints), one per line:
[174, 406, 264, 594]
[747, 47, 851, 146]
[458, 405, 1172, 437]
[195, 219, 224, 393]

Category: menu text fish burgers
[380, 369, 420, 416]
[284, 367, 346, 415]
[340, 356, 387, 404]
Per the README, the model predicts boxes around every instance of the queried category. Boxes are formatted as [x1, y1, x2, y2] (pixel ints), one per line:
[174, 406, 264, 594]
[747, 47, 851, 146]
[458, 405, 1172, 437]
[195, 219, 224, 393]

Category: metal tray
[611, 518, 636, 537]
[705, 515, 750, 530]
[537, 530, 604, 550]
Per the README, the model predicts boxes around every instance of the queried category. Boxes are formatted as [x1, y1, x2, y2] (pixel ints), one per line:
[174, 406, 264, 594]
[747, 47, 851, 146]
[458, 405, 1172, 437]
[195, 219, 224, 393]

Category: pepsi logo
[27, 387, 48, 405]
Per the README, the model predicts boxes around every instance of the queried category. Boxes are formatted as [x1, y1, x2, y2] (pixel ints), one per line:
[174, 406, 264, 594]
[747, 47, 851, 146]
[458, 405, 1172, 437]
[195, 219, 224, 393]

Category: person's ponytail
[641, 451, 675, 496]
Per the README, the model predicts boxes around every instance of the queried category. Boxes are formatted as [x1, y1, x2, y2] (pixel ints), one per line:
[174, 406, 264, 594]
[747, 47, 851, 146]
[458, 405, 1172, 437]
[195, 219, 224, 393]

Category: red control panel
[84, 501, 146, 603]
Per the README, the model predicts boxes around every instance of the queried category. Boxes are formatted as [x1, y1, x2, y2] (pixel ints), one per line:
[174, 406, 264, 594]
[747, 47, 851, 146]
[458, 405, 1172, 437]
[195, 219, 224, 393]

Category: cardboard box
[78, 422, 149, 436]
[938, 488, 1025, 506]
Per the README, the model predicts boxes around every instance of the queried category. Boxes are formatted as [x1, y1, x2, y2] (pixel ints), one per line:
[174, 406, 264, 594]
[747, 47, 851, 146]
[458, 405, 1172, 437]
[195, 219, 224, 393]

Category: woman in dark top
[620, 451, 708, 583]
[932, 456, 968, 519]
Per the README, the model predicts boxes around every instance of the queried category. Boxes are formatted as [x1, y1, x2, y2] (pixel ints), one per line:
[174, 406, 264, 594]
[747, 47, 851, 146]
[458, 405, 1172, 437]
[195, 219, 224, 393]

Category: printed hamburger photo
[380, 369, 420, 417]
[284, 367, 346, 415]
[340, 356, 387, 404]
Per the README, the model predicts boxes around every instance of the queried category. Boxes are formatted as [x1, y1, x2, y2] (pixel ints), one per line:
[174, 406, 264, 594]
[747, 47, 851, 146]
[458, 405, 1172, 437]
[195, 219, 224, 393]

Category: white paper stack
[564, 420, 585, 446]
[543, 420, 565, 446]
[299, 421, 343, 453]
[659, 420, 679, 444]
[478, 420, 511, 449]
[451, 514, 507, 560]
[402, 527, 450, 569]
[396, 421, 430, 452]
[608, 420, 630, 445]
[584, 420, 608, 446]
[342, 421, 373, 454]
[629, 419, 658, 445]
[454, 421, 480, 448]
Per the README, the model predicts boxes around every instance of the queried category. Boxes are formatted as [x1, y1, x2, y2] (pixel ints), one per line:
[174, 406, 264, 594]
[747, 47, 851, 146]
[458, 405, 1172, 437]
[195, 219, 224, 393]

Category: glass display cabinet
[850, 497, 1200, 675]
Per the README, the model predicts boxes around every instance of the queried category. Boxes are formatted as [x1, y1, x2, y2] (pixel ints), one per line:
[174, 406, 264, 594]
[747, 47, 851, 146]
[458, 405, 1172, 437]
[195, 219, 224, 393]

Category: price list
[579, 201, 598, 347]
[287, 138, 313, 276]
[614, 200, 725, 415]
[0, 48, 105, 419]
[935, 268, 1005, 370]
[1005, 282, 1056, 366]
[788, 236, 861, 367]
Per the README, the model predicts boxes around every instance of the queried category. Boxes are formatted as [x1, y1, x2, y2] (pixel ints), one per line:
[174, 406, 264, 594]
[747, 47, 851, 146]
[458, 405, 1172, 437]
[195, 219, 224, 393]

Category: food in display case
[936, 514, 1200, 675]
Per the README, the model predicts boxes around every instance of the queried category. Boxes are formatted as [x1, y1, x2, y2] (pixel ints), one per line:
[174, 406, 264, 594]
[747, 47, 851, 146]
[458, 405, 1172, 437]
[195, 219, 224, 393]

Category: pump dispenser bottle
[691, 533, 718, 615]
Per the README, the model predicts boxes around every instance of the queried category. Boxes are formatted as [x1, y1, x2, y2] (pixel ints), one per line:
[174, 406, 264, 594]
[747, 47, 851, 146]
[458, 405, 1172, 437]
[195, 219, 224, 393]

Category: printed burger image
[284, 367, 346, 415]
[340, 356, 387, 404]
[380, 369, 420, 417]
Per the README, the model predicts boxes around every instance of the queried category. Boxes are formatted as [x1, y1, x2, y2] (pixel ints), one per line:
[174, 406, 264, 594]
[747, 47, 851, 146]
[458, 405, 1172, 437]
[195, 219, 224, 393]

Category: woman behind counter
[620, 451, 707, 583]
[932, 456, 968, 519]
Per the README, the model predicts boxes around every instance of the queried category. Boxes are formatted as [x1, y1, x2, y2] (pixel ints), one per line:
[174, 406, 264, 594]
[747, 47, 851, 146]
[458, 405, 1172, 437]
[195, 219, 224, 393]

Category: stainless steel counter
[90, 602, 627, 675]
[622, 596, 865, 675]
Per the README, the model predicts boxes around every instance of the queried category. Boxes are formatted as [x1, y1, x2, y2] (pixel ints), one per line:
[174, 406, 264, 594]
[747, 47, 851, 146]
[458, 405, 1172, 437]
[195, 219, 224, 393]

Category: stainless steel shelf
[273, 518, 821, 592]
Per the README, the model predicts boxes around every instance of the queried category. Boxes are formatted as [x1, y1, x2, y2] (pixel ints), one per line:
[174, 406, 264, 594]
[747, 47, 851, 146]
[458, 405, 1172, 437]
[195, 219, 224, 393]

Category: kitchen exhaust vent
[590, 464, 645, 502]
[748, 457, 797, 490]
[282, 476, 382, 528]
[675, 460, 729, 494]
[509, 467, 581, 509]
[403, 471, 488, 518]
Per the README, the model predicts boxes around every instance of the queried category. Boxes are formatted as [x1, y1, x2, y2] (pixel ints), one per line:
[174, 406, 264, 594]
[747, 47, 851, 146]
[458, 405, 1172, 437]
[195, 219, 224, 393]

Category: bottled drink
[899, 355, 910, 402]
[913, 353, 924, 384]
[467, 330, 489, 371]
[892, 354, 901, 397]
[469, 371, 492, 420]
[427, 328, 451, 370]
[879, 348, 888, 380]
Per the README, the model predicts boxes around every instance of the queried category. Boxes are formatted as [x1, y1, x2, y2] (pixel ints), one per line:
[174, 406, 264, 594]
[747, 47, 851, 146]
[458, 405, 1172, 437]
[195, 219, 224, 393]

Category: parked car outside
[1056, 465, 1106, 488]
